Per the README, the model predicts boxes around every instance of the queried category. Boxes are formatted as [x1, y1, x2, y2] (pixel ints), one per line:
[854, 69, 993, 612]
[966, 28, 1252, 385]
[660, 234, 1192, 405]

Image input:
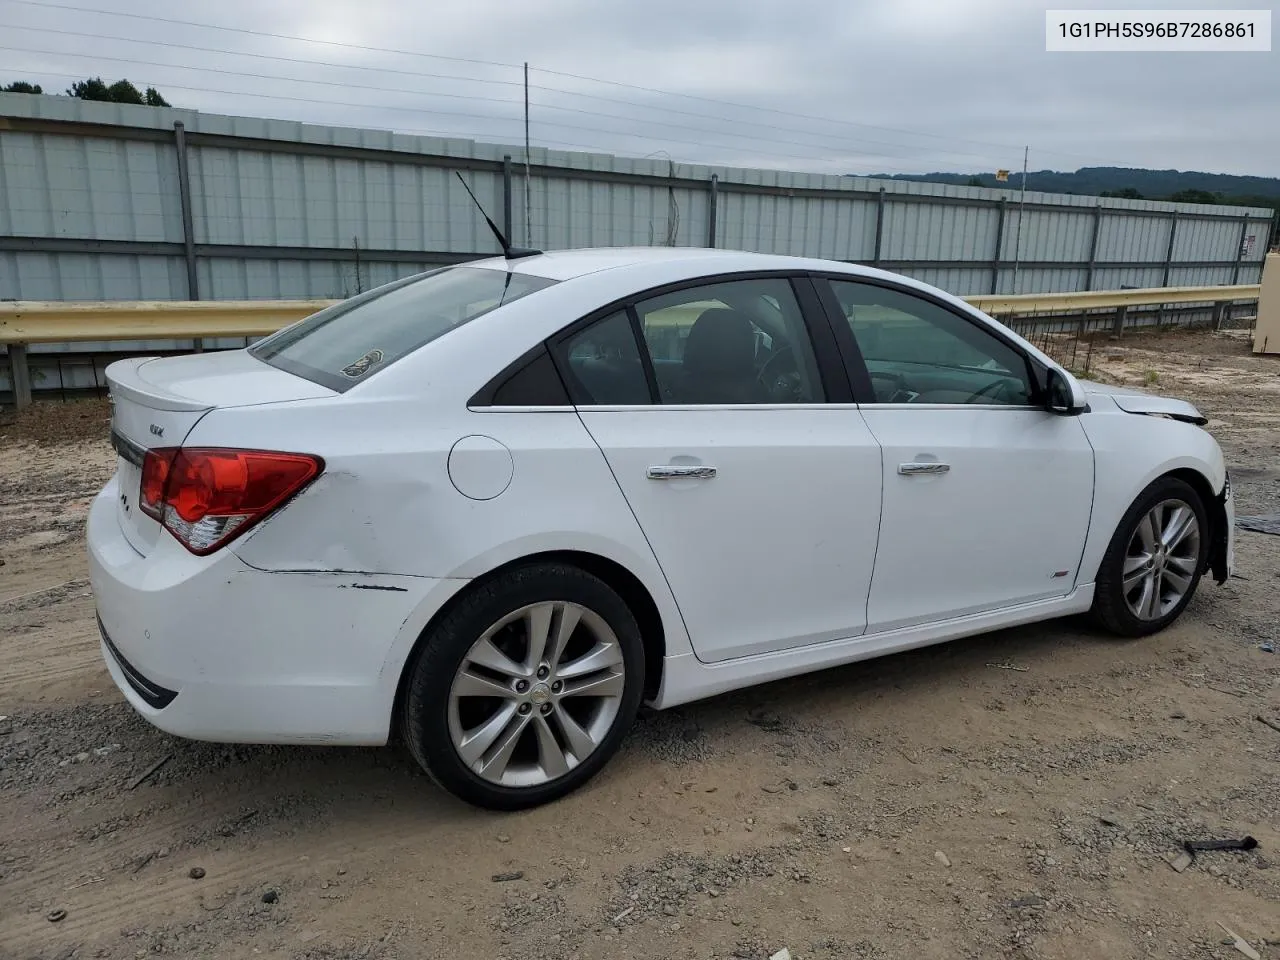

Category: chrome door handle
[898, 462, 950, 476]
[647, 465, 717, 480]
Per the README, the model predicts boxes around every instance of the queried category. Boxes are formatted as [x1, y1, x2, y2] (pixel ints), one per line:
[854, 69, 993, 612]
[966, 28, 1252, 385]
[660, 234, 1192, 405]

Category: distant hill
[865, 166, 1280, 211]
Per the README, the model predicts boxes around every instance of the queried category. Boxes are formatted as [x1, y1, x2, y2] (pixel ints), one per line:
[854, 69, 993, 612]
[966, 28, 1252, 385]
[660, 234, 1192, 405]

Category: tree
[3, 81, 43, 94]
[1100, 187, 1143, 199]
[966, 176, 983, 187]
[67, 77, 113, 101]
[66, 77, 170, 106]
[106, 79, 145, 104]
[1169, 188, 1220, 204]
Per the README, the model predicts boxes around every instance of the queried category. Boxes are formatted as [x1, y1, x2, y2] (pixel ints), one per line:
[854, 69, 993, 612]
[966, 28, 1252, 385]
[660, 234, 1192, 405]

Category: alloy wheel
[1121, 498, 1201, 621]
[446, 601, 626, 787]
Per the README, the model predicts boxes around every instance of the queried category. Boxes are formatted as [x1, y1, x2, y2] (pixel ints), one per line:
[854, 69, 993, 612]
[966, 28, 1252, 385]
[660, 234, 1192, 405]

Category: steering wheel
[869, 370, 912, 403]
[756, 345, 802, 401]
[967, 377, 1014, 404]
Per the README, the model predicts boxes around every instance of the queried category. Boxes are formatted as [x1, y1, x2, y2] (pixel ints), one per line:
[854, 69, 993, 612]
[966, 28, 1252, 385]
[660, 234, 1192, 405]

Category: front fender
[1208, 473, 1234, 584]
[1078, 397, 1227, 584]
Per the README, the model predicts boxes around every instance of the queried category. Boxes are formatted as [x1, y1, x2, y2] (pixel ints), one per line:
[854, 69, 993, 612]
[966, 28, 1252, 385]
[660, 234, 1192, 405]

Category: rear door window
[634, 277, 824, 404]
[251, 266, 558, 391]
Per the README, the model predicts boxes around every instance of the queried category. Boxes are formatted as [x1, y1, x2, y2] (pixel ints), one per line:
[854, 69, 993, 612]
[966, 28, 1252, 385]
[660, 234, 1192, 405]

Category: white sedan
[88, 247, 1234, 809]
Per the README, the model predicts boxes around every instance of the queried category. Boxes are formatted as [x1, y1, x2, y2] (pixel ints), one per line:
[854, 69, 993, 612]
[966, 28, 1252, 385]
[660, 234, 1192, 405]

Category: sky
[1, 0, 1277, 178]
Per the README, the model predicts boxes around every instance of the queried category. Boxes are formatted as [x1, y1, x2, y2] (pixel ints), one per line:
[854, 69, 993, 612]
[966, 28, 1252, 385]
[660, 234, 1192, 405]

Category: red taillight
[139, 448, 177, 520]
[138, 447, 322, 555]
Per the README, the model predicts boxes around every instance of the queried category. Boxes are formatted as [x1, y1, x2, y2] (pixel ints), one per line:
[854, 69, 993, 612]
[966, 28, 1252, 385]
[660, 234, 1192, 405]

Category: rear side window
[555, 311, 652, 405]
[250, 266, 558, 391]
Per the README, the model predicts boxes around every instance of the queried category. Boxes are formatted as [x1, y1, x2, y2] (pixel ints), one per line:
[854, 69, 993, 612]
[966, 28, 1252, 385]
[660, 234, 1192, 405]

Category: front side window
[828, 279, 1034, 406]
[251, 266, 558, 391]
[634, 277, 824, 404]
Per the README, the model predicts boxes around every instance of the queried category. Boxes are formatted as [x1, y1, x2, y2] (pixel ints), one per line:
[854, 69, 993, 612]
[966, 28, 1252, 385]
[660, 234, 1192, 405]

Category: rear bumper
[87, 477, 464, 744]
[99, 617, 177, 708]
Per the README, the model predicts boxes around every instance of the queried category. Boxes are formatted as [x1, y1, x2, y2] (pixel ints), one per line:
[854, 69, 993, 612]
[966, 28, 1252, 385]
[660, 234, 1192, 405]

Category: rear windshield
[250, 266, 558, 391]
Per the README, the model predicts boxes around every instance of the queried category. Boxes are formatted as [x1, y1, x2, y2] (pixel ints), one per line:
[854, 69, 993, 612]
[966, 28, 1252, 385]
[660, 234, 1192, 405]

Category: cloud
[1, 0, 1275, 178]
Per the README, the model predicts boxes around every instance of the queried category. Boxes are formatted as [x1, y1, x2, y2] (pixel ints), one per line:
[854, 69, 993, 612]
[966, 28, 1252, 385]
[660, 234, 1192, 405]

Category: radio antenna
[454, 172, 541, 260]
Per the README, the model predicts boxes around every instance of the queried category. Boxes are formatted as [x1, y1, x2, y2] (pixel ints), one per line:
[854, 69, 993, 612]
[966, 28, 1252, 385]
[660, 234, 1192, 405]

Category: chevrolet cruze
[89, 247, 1234, 809]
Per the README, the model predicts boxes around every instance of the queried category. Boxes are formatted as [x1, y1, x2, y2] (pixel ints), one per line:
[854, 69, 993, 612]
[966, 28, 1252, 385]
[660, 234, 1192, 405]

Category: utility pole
[523, 62, 532, 247]
[1011, 145, 1029, 294]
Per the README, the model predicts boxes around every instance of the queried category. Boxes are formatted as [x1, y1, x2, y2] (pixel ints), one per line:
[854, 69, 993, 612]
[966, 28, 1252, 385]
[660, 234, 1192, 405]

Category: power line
[0, 40, 1015, 169]
[5, 23, 1010, 166]
[0, 68, 870, 174]
[533, 82, 942, 153]
[0, 68, 854, 172]
[524, 73, 1143, 169]
[3, 67, 524, 129]
[9, 67, 948, 178]
[3, 45, 522, 110]
[4, 21, 1011, 166]
[9, 76, 1052, 187]
[8, 72, 512, 145]
[2, 50, 1002, 172]
[1, 62, 843, 175]
[0, 0, 521, 70]
[5, 23, 526, 91]
[0, 0, 1145, 169]
[532, 94, 1004, 167]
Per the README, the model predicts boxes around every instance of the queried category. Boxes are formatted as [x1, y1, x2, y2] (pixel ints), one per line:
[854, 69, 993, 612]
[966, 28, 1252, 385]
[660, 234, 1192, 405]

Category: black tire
[400, 562, 645, 810]
[1090, 475, 1209, 637]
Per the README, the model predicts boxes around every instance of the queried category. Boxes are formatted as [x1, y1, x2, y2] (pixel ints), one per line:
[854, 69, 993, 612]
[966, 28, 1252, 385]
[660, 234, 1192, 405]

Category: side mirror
[1044, 367, 1087, 416]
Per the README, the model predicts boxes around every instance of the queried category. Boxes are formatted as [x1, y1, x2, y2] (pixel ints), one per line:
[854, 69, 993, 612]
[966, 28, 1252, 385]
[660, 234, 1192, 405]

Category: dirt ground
[2, 329, 1279, 960]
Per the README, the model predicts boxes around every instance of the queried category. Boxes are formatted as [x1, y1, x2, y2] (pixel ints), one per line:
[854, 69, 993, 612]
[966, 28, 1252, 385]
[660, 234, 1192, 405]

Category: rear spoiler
[105, 357, 213, 413]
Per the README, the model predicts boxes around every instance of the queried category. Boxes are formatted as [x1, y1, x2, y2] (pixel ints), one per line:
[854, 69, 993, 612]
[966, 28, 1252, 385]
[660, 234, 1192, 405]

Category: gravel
[5, 331, 1280, 960]
[627, 708, 717, 765]
[0, 398, 111, 446]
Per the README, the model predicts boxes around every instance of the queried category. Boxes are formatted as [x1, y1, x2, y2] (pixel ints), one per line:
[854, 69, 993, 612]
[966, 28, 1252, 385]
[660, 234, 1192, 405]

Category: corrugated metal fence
[0, 92, 1274, 395]
[3, 93, 1273, 301]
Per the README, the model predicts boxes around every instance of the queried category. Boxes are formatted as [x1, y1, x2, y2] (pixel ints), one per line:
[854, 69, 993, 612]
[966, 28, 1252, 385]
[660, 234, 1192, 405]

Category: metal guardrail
[0, 283, 1264, 408]
[966, 283, 1260, 316]
[0, 299, 336, 344]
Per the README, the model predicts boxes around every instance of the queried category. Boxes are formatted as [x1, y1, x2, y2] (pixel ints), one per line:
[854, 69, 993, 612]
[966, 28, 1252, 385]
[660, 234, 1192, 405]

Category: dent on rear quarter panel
[198, 368, 696, 660]
[216, 402, 692, 657]
[236, 468, 439, 575]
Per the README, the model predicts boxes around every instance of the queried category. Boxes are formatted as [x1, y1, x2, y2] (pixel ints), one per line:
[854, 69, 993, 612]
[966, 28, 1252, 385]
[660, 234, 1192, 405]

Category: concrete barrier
[1254, 252, 1280, 355]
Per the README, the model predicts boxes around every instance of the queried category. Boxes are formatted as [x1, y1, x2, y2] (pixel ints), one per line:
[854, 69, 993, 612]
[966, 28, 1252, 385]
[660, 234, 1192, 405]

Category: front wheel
[1090, 476, 1208, 637]
[401, 563, 645, 810]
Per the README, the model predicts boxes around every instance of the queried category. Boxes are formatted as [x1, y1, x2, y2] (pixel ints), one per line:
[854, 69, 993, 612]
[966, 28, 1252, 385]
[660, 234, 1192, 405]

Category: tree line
[3, 78, 170, 107]
[877, 166, 1279, 211]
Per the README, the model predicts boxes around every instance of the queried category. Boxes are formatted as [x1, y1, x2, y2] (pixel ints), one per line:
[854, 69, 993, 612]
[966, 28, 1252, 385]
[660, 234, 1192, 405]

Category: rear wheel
[401, 562, 644, 809]
[1090, 476, 1208, 637]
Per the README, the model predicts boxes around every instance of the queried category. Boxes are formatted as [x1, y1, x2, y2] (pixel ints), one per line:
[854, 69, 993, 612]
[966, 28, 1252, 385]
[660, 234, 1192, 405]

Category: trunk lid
[106, 351, 334, 555]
